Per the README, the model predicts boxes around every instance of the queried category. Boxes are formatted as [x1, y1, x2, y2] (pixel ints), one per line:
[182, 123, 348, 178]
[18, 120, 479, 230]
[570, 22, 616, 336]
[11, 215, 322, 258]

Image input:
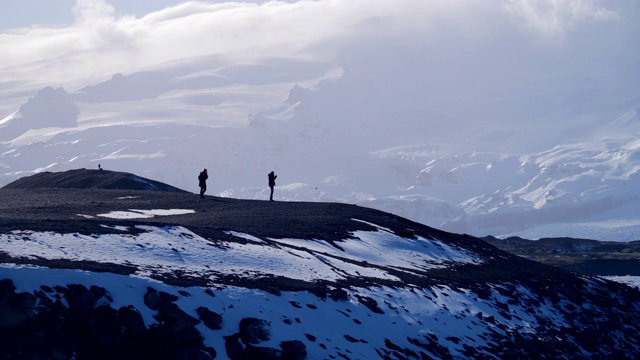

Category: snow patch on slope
[0, 224, 481, 284]
[0, 263, 593, 360]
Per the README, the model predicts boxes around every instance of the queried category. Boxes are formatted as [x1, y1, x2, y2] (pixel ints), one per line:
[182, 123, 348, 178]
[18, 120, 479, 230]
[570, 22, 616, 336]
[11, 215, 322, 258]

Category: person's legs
[200, 186, 206, 198]
[270, 186, 274, 201]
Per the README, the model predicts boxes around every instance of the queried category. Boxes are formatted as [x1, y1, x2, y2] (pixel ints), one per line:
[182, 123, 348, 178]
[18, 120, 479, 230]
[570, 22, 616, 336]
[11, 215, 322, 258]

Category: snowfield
[0, 221, 481, 284]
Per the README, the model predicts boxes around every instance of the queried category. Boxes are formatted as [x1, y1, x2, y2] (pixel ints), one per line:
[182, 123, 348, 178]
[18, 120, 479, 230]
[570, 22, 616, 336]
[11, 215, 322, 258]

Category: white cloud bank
[505, 0, 618, 37]
[0, 0, 632, 89]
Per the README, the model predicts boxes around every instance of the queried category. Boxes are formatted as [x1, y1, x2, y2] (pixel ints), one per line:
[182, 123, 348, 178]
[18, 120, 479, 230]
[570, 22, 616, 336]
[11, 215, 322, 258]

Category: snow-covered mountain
[1, 169, 639, 359]
[1, 65, 640, 242]
[1, 0, 639, 242]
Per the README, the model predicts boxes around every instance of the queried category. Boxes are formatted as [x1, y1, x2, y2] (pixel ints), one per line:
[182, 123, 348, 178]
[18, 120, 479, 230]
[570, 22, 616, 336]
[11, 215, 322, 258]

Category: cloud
[6, 0, 432, 85]
[504, 0, 618, 38]
[0, 0, 634, 97]
[73, 0, 116, 25]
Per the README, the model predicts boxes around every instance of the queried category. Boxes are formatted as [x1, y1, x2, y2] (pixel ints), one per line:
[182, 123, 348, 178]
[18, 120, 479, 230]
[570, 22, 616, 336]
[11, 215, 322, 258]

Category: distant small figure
[98, 163, 102, 171]
[198, 168, 208, 198]
[268, 171, 277, 201]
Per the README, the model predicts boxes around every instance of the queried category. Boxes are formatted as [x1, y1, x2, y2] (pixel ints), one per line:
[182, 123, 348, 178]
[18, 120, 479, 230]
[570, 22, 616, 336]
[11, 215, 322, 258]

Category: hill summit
[0, 169, 638, 359]
[3, 168, 186, 192]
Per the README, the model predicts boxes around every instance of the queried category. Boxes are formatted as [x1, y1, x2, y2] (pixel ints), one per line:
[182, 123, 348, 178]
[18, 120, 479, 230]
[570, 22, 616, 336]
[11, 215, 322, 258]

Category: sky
[2, 0, 284, 31]
[2, 0, 638, 133]
[3, 0, 637, 90]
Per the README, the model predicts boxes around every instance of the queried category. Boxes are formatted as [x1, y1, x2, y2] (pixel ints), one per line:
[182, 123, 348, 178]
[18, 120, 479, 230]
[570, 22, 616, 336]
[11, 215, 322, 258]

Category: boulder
[197, 306, 223, 330]
[89, 305, 122, 347]
[239, 317, 271, 344]
[143, 287, 162, 310]
[118, 306, 147, 338]
[158, 302, 201, 341]
[281, 340, 307, 360]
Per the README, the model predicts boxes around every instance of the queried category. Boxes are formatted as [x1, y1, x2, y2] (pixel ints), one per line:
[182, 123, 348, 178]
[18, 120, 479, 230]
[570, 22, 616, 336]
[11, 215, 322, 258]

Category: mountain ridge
[0, 169, 639, 358]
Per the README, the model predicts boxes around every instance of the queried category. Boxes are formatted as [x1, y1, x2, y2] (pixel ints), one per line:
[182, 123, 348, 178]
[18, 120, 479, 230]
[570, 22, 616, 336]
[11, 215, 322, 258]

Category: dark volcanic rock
[224, 333, 244, 360]
[118, 306, 147, 337]
[157, 302, 201, 339]
[89, 305, 122, 347]
[281, 340, 307, 360]
[224, 318, 307, 360]
[197, 306, 223, 330]
[239, 317, 271, 344]
[0, 280, 215, 359]
[144, 287, 162, 310]
[0, 289, 36, 326]
[355, 294, 384, 314]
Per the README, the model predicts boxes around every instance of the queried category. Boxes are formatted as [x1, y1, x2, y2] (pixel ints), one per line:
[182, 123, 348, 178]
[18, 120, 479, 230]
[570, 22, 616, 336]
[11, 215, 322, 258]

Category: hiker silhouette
[268, 171, 277, 201]
[198, 168, 208, 198]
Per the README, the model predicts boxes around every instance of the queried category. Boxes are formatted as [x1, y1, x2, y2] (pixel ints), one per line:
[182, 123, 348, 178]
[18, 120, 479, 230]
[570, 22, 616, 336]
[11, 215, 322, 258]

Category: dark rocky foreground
[0, 169, 639, 359]
[0, 279, 307, 360]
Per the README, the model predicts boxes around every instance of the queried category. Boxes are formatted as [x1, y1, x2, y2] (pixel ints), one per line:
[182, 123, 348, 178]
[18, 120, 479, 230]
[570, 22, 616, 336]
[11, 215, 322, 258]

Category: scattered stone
[239, 317, 271, 344]
[90, 285, 107, 301]
[89, 305, 122, 347]
[290, 301, 302, 309]
[328, 288, 348, 302]
[157, 302, 201, 339]
[281, 340, 307, 360]
[118, 305, 146, 337]
[263, 286, 282, 296]
[159, 291, 179, 303]
[355, 295, 384, 314]
[223, 334, 244, 360]
[143, 287, 162, 310]
[197, 306, 223, 330]
[344, 334, 359, 343]
[0, 279, 214, 359]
